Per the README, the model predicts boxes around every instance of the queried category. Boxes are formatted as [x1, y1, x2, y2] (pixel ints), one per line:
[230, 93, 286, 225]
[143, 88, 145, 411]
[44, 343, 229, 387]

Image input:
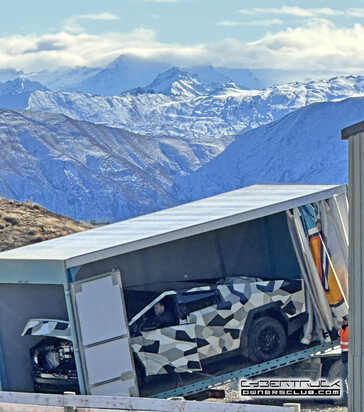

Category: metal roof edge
[342, 120, 364, 140]
[65, 184, 347, 269]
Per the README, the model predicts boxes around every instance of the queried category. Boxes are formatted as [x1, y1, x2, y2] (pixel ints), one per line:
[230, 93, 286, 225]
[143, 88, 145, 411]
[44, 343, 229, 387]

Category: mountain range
[2, 69, 364, 140]
[13, 55, 263, 95]
[0, 55, 362, 221]
[0, 108, 228, 221]
[172, 97, 363, 203]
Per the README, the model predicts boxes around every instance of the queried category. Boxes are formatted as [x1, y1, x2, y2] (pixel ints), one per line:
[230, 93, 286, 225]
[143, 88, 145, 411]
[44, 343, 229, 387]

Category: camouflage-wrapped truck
[22, 276, 307, 393]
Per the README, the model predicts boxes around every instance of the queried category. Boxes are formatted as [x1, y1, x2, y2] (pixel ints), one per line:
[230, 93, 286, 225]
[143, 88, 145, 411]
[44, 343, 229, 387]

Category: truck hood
[22, 319, 72, 341]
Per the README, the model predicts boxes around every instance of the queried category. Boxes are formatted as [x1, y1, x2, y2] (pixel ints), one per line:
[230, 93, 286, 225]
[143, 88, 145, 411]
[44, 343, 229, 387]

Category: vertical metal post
[0, 334, 8, 390]
[342, 120, 364, 412]
[283, 404, 300, 412]
[63, 281, 87, 395]
[63, 391, 76, 412]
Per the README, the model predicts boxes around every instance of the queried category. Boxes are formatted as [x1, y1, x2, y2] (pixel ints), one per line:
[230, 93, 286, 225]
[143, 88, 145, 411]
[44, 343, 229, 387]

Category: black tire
[326, 359, 342, 383]
[248, 316, 287, 362]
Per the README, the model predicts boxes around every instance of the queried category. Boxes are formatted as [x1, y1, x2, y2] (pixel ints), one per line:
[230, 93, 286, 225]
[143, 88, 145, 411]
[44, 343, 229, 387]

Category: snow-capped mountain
[15, 56, 241, 96]
[0, 89, 362, 222]
[24, 74, 364, 139]
[213, 67, 265, 89]
[66, 55, 172, 96]
[1, 95, 361, 223]
[171, 96, 364, 203]
[0, 78, 48, 109]
[143, 67, 210, 97]
[0, 65, 362, 223]
[186, 65, 234, 84]
[25, 55, 172, 96]
[0, 108, 229, 221]
[184, 65, 240, 90]
[0, 55, 354, 97]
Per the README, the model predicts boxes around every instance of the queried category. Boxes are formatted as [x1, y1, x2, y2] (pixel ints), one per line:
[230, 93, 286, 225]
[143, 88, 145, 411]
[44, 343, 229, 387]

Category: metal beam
[153, 341, 339, 399]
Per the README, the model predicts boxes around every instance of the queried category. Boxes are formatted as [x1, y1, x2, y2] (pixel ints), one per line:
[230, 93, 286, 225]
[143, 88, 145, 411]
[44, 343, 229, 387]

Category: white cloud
[0, 28, 158, 70]
[64, 12, 119, 33]
[227, 21, 364, 71]
[347, 8, 364, 18]
[77, 13, 119, 21]
[239, 6, 345, 18]
[218, 19, 283, 27]
[1, 22, 364, 74]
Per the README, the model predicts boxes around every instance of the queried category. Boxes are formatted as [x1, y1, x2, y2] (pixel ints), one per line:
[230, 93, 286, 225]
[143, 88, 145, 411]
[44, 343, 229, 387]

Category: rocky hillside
[0, 108, 228, 221]
[0, 197, 92, 252]
[172, 96, 363, 202]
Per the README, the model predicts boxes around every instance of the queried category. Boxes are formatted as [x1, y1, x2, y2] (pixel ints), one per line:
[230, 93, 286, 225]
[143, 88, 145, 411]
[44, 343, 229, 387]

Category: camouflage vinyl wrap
[22, 319, 72, 340]
[131, 277, 305, 376]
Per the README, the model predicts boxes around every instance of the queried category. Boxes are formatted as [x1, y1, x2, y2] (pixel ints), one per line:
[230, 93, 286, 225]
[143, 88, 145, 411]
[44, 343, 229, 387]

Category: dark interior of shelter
[74, 212, 301, 319]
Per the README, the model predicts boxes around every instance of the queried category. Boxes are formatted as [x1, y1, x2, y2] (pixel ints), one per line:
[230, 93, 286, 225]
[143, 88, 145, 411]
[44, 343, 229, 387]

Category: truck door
[70, 270, 138, 396]
[130, 294, 202, 376]
[134, 323, 202, 376]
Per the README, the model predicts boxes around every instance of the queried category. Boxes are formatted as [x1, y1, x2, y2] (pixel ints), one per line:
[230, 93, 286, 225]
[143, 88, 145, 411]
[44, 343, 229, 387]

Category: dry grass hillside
[0, 197, 93, 252]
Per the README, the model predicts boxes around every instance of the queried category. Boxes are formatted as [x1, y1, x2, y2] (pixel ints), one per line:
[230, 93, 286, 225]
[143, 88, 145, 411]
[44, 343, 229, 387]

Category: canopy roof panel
[0, 184, 346, 268]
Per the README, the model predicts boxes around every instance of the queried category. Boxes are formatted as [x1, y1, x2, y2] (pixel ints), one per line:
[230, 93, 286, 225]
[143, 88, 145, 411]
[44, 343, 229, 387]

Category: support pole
[342, 120, 364, 412]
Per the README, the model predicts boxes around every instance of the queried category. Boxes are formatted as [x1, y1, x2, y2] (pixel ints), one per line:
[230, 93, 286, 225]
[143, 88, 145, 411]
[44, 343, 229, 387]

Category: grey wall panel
[347, 131, 364, 411]
[217, 213, 300, 279]
[0, 284, 68, 391]
[76, 231, 222, 290]
[75, 212, 301, 319]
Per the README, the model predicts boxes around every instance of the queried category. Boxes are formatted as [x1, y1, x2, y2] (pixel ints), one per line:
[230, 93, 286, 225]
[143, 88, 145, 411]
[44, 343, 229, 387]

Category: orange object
[339, 326, 349, 351]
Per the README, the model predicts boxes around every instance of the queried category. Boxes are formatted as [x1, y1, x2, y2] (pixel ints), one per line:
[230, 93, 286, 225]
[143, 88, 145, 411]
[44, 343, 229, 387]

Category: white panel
[84, 338, 134, 385]
[74, 275, 128, 346]
[71, 272, 138, 396]
[90, 379, 136, 396]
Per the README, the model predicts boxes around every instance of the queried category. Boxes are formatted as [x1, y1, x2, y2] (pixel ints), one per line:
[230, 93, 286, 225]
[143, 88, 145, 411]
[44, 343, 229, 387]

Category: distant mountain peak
[106, 53, 152, 69]
[1, 78, 48, 94]
[185, 65, 237, 88]
[0, 78, 48, 109]
[145, 67, 208, 97]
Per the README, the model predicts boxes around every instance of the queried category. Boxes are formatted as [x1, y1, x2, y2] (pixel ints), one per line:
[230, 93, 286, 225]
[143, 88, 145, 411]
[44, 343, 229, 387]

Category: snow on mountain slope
[0, 54, 355, 95]
[0, 109, 228, 221]
[0, 78, 48, 109]
[214, 67, 265, 89]
[185, 65, 238, 89]
[171, 96, 364, 202]
[16, 57, 235, 96]
[26, 75, 364, 139]
[15, 55, 169, 94]
[25, 66, 100, 92]
[143, 67, 210, 97]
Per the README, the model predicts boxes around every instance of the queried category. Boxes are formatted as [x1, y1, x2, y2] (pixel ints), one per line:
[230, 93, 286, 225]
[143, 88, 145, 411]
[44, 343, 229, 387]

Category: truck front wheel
[248, 316, 287, 362]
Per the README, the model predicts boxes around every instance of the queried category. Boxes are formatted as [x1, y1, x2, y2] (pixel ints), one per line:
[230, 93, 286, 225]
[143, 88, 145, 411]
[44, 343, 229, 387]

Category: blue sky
[1, 0, 364, 73]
